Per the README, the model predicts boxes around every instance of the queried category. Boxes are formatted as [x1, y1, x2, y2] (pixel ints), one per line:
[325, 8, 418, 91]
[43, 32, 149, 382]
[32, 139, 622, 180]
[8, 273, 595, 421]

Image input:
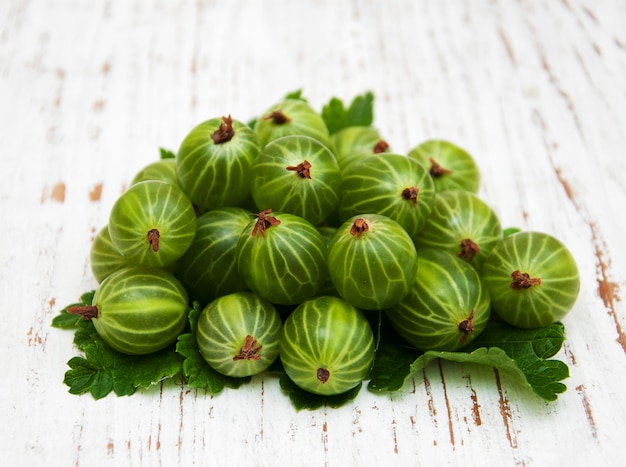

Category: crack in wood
[533, 107, 625, 354]
[437, 360, 455, 448]
[576, 384, 599, 440]
[553, 166, 624, 353]
[494, 368, 517, 449]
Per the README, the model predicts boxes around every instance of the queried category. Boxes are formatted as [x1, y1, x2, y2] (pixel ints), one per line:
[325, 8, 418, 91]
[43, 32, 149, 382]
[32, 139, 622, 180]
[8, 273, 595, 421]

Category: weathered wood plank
[1, 0, 625, 466]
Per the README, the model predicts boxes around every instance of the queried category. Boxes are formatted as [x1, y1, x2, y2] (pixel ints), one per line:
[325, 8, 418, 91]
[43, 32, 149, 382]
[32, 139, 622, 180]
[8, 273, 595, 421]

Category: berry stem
[147, 228, 160, 252]
[458, 238, 480, 261]
[350, 218, 369, 237]
[251, 209, 281, 238]
[510, 270, 542, 290]
[233, 335, 262, 361]
[211, 115, 235, 144]
[317, 367, 330, 384]
[286, 160, 312, 179]
[458, 309, 475, 344]
[263, 110, 290, 125]
[428, 157, 453, 178]
[401, 186, 419, 206]
[67, 305, 99, 320]
[373, 140, 389, 153]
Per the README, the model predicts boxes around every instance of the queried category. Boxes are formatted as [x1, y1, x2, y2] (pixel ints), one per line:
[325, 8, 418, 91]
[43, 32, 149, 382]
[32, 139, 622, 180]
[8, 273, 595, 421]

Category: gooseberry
[175, 207, 252, 306]
[279, 295, 375, 396]
[68, 267, 189, 355]
[412, 189, 502, 271]
[386, 248, 491, 351]
[196, 292, 282, 378]
[90, 225, 129, 283]
[236, 210, 328, 305]
[482, 231, 580, 328]
[338, 153, 435, 238]
[408, 139, 480, 193]
[108, 180, 196, 268]
[176, 115, 261, 209]
[330, 125, 390, 170]
[254, 98, 331, 148]
[130, 158, 180, 188]
[251, 135, 342, 225]
[327, 213, 418, 310]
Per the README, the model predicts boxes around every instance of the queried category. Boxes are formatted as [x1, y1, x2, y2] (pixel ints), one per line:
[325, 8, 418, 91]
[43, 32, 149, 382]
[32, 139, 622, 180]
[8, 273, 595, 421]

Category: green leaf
[51, 308, 82, 329]
[367, 312, 420, 391]
[175, 333, 250, 393]
[503, 227, 522, 238]
[464, 321, 569, 401]
[188, 301, 202, 333]
[346, 91, 374, 127]
[368, 341, 421, 392]
[411, 347, 530, 390]
[63, 339, 184, 400]
[368, 320, 569, 402]
[80, 290, 96, 304]
[175, 302, 251, 394]
[284, 89, 307, 102]
[64, 356, 104, 396]
[59, 294, 185, 400]
[247, 117, 257, 130]
[128, 345, 184, 391]
[51, 291, 95, 329]
[73, 319, 100, 350]
[159, 147, 176, 159]
[279, 374, 362, 411]
[321, 91, 374, 134]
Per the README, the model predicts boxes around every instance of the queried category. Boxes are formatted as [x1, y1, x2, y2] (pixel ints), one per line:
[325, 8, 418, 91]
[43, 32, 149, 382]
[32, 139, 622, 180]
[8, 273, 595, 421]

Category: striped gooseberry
[251, 135, 342, 225]
[254, 98, 331, 148]
[386, 248, 491, 352]
[108, 180, 196, 268]
[236, 210, 328, 305]
[315, 225, 339, 297]
[408, 139, 480, 193]
[130, 158, 180, 188]
[327, 213, 418, 310]
[330, 125, 391, 170]
[279, 295, 375, 396]
[176, 115, 261, 209]
[175, 207, 252, 306]
[68, 267, 189, 355]
[196, 292, 282, 378]
[412, 189, 502, 271]
[90, 225, 129, 283]
[338, 153, 435, 238]
[482, 231, 580, 328]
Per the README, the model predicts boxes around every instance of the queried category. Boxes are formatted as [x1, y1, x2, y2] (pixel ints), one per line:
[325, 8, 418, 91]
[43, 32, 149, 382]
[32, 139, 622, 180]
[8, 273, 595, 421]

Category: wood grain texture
[1, 0, 625, 465]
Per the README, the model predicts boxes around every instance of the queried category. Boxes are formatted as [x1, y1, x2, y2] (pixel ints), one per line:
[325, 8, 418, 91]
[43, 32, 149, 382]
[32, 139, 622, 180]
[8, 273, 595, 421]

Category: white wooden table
[1, 0, 625, 465]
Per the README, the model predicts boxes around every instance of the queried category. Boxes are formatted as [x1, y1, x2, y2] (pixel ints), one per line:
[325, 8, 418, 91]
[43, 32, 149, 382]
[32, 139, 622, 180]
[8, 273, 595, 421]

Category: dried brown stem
[510, 270, 542, 290]
[233, 335, 262, 361]
[350, 218, 369, 237]
[263, 110, 290, 125]
[458, 238, 480, 261]
[459, 309, 476, 344]
[373, 139, 389, 153]
[211, 115, 235, 144]
[251, 209, 281, 238]
[286, 160, 312, 179]
[317, 367, 330, 383]
[67, 305, 99, 320]
[147, 228, 160, 252]
[429, 157, 453, 178]
[401, 186, 419, 206]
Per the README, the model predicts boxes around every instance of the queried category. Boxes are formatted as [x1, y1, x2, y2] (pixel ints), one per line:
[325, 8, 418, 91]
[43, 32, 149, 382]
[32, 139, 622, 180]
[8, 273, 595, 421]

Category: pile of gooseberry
[69, 94, 580, 397]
